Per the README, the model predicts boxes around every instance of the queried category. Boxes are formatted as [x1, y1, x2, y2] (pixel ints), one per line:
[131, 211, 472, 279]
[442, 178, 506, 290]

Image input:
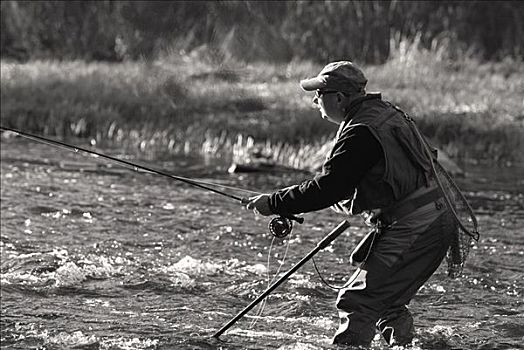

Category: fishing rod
[0, 126, 303, 236]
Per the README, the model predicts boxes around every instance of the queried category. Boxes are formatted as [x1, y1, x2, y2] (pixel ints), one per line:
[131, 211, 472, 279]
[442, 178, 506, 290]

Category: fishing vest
[343, 95, 435, 214]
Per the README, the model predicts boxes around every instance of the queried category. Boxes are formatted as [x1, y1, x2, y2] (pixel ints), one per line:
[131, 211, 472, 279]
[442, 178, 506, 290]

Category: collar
[344, 93, 382, 122]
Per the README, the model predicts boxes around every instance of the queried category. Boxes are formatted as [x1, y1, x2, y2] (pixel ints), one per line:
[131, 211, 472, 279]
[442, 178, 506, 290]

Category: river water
[1, 138, 523, 350]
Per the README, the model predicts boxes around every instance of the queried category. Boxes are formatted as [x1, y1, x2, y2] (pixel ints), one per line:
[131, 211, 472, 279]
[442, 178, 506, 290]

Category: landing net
[404, 114, 480, 278]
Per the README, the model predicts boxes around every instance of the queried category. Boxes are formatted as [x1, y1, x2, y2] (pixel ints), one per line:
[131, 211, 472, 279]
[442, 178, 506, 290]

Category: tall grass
[1, 40, 523, 167]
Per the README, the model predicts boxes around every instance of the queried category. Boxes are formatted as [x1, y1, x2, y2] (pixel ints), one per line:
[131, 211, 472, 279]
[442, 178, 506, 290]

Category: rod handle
[212, 219, 350, 339]
[317, 220, 351, 249]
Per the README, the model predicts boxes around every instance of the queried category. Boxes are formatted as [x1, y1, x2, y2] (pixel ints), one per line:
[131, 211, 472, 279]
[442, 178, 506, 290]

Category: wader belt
[379, 187, 442, 226]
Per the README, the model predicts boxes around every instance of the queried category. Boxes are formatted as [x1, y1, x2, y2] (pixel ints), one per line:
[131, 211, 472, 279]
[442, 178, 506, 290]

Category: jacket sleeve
[268, 125, 382, 216]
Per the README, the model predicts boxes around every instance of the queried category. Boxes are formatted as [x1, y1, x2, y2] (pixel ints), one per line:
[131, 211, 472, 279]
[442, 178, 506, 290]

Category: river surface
[1, 138, 523, 350]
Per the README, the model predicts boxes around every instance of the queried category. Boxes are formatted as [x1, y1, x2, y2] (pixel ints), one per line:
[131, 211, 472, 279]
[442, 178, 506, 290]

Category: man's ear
[336, 92, 347, 108]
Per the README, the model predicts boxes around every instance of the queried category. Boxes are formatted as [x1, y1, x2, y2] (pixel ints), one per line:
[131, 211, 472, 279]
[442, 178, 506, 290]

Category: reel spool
[268, 216, 293, 238]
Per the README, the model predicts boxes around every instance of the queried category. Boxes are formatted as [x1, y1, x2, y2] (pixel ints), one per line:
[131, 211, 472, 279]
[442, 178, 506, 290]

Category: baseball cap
[300, 61, 367, 93]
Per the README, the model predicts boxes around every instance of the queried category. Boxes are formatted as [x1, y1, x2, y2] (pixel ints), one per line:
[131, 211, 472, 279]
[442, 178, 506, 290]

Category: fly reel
[268, 216, 293, 238]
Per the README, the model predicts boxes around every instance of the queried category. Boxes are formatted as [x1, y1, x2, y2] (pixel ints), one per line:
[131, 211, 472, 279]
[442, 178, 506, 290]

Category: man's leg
[376, 209, 457, 346]
[333, 268, 378, 347]
[333, 209, 454, 347]
[376, 305, 414, 346]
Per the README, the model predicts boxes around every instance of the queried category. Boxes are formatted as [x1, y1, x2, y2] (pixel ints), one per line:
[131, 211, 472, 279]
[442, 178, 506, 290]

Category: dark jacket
[269, 93, 433, 216]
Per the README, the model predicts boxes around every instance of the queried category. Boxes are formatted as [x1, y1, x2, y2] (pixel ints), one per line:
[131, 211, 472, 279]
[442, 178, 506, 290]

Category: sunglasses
[312, 90, 340, 106]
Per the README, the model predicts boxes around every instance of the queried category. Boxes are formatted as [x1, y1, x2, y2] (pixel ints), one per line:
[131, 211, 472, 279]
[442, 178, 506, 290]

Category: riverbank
[1, 52, 523, 166]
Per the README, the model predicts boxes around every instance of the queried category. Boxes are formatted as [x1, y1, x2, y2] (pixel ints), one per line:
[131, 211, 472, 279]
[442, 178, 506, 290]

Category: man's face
[313, 90, 345, 124]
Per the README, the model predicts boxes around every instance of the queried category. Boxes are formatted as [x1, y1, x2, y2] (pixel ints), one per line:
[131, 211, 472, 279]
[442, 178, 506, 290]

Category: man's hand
[246, 194, 273, 216]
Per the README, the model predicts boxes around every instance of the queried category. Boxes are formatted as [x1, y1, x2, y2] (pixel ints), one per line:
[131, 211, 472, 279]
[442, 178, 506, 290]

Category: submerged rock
[228, 161, 310, 174]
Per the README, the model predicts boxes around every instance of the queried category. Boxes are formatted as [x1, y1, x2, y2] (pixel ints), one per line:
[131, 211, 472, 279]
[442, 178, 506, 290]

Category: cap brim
[300, 76, 327, 91]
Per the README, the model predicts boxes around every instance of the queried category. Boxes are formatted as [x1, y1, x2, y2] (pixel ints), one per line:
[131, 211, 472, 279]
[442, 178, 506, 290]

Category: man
[246, 61, 457, 347]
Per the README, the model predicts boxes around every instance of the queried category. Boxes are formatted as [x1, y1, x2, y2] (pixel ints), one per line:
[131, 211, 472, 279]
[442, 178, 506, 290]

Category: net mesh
[433, 160, 478, 277]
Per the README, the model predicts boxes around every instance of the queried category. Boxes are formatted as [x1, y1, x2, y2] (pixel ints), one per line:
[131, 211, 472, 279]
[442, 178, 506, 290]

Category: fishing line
[249, 232, 292, 328]
[311, 257, 345, 290]
[249, 236, 277, 328]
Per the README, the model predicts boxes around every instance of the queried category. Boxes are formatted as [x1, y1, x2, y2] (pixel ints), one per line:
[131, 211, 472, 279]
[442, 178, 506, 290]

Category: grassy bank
[1, 50, 523, 167]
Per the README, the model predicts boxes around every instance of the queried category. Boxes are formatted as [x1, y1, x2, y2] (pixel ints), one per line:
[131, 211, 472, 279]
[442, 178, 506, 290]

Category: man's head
[300, 61, 367, 124]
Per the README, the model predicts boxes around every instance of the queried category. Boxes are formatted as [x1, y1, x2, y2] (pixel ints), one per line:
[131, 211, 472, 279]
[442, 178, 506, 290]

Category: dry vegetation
[1, 40, 523, 167]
